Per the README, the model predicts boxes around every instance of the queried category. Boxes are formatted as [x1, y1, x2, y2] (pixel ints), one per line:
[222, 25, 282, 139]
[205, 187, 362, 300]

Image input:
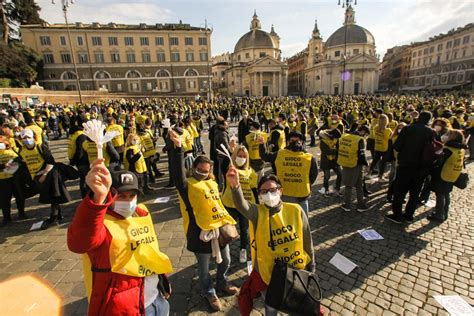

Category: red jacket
[67, 192, 149, 316]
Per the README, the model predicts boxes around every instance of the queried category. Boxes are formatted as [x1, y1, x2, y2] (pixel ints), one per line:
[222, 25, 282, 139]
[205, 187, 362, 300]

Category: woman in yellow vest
[427, 129, 467, 222]
[124, 133, 152, 194]
[221, 146, 258, 264]
[369, 114, 392, 182]
[337, 126, 370, 212]
[0, 135, 27, 223]
[68, 163, 173, 315]
[18, 129, 71, 229]
[226, 170, 315, 315]
[168, 129, 238, 312]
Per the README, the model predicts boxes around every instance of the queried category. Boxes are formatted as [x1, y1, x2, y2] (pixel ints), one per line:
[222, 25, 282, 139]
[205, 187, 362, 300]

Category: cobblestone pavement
[0, 132, 473, 316]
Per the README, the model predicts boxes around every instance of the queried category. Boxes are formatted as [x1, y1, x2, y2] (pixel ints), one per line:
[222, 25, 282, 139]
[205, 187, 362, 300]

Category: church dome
[325, 24, 375, 47]
[234, 29, 275, 52]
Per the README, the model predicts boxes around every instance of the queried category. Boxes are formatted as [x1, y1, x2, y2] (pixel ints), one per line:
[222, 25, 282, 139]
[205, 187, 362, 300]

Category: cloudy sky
[36, 0, 473, 59]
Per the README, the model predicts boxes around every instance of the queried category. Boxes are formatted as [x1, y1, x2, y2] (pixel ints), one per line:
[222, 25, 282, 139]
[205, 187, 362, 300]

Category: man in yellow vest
[226, 170, 315, 315]
[258, 131, 318, 214]
[68, 162, 173, 315]
[244, 122, 267, 175]
[105, 116, 125, 164]
[337, 126, 370, 212]
[267, 119, 286, 153]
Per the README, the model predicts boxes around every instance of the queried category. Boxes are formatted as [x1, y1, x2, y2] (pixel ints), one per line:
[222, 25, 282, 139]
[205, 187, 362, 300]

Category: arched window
[61, 71, 77, 80]
[126, 70, 142, 78]
[184, 68, 198, 77]
[156, 69, 170, 77]
[94, 70, 111, 80]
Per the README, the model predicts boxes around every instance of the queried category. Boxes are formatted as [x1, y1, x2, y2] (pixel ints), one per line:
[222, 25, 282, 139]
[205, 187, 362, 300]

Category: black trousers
[227, 207, 249, 250]
[0, 178, 25, 220]
[392, 166, 427, 218]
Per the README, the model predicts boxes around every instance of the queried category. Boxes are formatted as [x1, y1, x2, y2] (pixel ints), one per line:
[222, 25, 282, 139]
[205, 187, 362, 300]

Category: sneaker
[41, 217, 59, 230]
[206, 295, 222, 311]
[385, 214, 403, 224]
[356, 205, 370, 213]
[334, 189, 344, 197]
[318, 188, 326, 194]
[324, 191, 330, 198]
[341, 204, 351, 212]
[18, 213, 29, 220]
[239, 249, 247, 263]
[427, 213, 445, 222]
[217, 285, 239, 296]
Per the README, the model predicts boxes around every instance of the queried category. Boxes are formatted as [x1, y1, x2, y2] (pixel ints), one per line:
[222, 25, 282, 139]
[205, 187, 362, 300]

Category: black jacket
[394, 122, 435, 169]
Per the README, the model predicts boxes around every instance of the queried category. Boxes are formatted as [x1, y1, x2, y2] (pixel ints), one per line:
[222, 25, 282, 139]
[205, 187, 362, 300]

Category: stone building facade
[20, 22, 212, 96]
[211, 12, 288, 97]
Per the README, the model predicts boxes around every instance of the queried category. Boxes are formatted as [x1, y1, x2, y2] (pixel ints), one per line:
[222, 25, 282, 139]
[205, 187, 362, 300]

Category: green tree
[0, 41, 43, 87]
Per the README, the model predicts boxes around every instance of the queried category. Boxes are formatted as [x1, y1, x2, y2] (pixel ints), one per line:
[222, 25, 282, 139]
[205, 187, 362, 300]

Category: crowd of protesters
[0, 93, 472, 315]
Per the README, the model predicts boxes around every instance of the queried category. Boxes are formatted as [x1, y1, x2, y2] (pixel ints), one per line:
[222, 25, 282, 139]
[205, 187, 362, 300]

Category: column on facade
[259, 72, 263, 97]
[272, 72, 276, 96]
[253, 72, 257, 97]
[278, 72, 282, 96]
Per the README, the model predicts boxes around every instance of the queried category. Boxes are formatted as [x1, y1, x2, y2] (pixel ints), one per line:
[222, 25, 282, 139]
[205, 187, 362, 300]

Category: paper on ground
[30, 221, 44, 231]
[434, 295, 474, 316]
[329, 252, 358, 275]
[153, 197, 170, 204]
[358, 229, 384, 241]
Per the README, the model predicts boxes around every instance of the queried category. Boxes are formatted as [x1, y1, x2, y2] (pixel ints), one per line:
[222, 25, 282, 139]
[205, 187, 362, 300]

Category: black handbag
[454, 172, 469, 189]
[265, 260, 322, 315]
[264, 214, 322, 315]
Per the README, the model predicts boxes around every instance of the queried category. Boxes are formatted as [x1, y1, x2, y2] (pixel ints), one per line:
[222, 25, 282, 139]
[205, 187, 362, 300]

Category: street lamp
[200, 19, 213, 102]
[52, 0, 83, 104]
[337, 0, 357, 97]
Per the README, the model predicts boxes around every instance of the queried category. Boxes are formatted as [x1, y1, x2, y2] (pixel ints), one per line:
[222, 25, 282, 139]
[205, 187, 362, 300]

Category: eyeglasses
[259, 187, 281, 194]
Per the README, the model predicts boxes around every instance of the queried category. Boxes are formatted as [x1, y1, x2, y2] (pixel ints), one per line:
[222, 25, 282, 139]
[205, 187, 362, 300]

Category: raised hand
[85, 159, 112, 204]
[226, 165, 240, 189]
[168, 129, 182, 148]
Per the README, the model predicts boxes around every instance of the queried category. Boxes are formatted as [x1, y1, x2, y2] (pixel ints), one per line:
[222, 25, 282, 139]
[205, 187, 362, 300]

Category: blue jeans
[299, 199, 309, 215]
[145, 294, 169, 316]
[194, 244, 231, 297]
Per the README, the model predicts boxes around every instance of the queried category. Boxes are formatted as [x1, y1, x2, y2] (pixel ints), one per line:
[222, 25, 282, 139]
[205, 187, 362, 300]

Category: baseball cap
[111, 170, 141, 194]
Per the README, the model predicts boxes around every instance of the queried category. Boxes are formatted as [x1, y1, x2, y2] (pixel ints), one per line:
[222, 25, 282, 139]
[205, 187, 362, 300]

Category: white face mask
[259, 191, 281, 208]
[441, 135, 449, 143]
[114, 198, 137, 218]
[0, 143, 6, 150]
[131, 140, 138, 146]
[235, 157, 246, 167]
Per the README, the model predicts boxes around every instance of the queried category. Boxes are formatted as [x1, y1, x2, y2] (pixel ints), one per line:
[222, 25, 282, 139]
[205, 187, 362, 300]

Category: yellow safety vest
[82, 140, 110, 166]
[441, 146, 464, 183]
[106, 124, 125, 148]
[0, 149, 18, 180]
[275, 149, 312, 198]
[296, 121, 308, 137]
[337, 134, 362, 168]
[270, 129, 286, 150]
[321, 138, 338, 161]
[20, 145, 45, 179]
[246, 132, 267, 160]
[67, 130, 84, 161]
[181, 129, 193, 153]
[178, 177, 235, 232]
[374, 128, 392, 152]
[82, 205, 172, 301]
[222, 168, 257, 208]
[124, 145, 147, 173]
[140, 130, 155, 159]
[249, 203, 310, 285]
[28, 124, 43, 145]
[189, 123, 199, 139]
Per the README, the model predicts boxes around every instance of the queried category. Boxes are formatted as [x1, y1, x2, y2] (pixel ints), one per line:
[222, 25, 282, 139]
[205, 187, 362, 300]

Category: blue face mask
[23, 139, 35, 147]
